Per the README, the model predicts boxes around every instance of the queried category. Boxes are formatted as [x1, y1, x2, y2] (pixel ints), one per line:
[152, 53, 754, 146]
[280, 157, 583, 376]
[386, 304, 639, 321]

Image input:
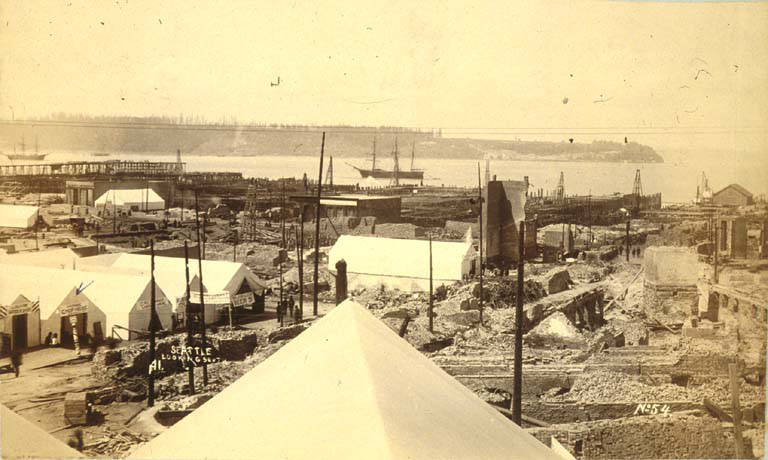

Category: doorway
[60, 313, 88, 348]
[11, 314, 28, 350]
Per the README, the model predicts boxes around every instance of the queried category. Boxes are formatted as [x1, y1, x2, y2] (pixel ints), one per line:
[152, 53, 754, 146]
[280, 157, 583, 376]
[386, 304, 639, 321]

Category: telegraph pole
[313, 132, 325, 317]
[626, 216, 631, 262]
[148, 240, 157, 407]
[184, 241, 195, 395]
[512, 220, 525, 425]
[194, 189, 208, 385]
[428, 234, 434, 333]
[477, 163, 483, 324]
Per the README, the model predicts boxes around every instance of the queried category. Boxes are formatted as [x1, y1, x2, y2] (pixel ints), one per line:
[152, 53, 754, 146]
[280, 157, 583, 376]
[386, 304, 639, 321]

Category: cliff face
[0, 120, 663, 163]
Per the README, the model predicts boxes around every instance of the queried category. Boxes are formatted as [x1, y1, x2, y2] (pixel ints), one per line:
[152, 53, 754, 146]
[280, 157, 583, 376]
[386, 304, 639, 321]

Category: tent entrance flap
[60, 313, 87, 347]
[12, 314, 27, 350]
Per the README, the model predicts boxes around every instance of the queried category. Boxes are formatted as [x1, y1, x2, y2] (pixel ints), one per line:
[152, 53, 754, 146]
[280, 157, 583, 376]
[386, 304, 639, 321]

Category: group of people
[43, 332, 60, 346]
[276, 295, 298, 326]
[619, 246, 644, 258]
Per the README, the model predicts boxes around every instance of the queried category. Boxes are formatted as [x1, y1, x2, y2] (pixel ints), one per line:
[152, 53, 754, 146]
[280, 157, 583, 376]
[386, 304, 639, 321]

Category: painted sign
[0, 301, 39, 318]
[231, 292, 255, 307]
[149, 343, 221, 374]
[136, 298, 172, 311]
[60, 303, 88, 316]
[189, 291, 231, 305]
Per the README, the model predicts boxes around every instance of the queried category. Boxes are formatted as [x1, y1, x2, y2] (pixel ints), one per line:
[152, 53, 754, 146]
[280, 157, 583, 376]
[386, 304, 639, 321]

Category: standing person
[9, 349, 22, 378]
[618, 246, 623, 257]
[288, 296, 295, 319]
[276, 300, 284, 325]
[44, 332, 52, 346]
[51, 333, 59, 346]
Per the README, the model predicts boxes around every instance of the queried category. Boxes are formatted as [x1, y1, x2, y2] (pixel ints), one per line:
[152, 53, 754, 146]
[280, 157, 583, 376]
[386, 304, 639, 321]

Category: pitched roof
[714, 183, 753, 198]
[329, 235, 475, 281]
[130, 300, 558, 460]
[0, 264, 160, 322]
[1, 404, 84, 458]
[94, 188, 165, 206]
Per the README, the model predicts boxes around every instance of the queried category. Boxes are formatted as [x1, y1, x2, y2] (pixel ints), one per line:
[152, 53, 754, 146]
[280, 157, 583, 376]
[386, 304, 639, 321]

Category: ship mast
[372, 137, 377, 170]
[393, 137, 400, 186]
[410, 140, 415, 171]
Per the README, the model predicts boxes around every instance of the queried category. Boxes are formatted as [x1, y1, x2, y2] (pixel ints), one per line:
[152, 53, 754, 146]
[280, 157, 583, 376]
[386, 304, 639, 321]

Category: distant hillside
[0, 117, 664, 163]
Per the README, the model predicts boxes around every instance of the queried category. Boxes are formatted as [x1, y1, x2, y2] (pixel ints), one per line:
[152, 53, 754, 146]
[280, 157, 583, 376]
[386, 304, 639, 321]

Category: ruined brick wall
[529, 414, 746, 459]
[643, 282, 697, 318]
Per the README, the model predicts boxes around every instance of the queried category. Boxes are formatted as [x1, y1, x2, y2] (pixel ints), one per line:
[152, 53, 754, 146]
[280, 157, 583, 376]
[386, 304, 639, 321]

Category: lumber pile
[82, 427, 148, 457]
[64, 392, 93, 425]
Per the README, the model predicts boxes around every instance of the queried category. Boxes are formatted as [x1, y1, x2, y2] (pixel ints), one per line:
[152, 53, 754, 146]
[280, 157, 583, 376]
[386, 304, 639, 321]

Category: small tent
[0, 264, 173, 343]
[130, 300, 559, 460]
[1, 404, 84, 458]
[0, 204, 39, 229]
[94, 188, 165, 212]
[328, 235, 477, 292]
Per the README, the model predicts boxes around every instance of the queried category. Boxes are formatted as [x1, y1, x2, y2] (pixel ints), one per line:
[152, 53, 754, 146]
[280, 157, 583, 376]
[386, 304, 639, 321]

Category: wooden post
[714, 217, 719, 283]
[194, 189, 208, 386]
[148, 240, 157, 407]
[313, 132, 325, 317]
[477, 162, 483, 324]
[626, 217, 631, 262]
[429, 235, 434, 333]
[233, 229, 237, 262]
[184, 241, 194, 395]
[729, 363, 745, 458]
[112, 190, 117, 234]
[513, 220, 525, 425]
[335, 259, 347, 305]
[298, 207, 304, 320]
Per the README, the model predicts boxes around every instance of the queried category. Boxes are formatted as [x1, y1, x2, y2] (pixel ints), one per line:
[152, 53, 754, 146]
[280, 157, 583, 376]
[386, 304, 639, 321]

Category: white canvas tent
[80, 253, 266, 324]
[94, 188, 165, 212]
[0, 264, 173, 342]
[328, 235, 477, 292]
[131, 300, 560, 460]
[1, 404, 84, 458]
[0, 292, 41, 351]
[0, 204, 39, 229]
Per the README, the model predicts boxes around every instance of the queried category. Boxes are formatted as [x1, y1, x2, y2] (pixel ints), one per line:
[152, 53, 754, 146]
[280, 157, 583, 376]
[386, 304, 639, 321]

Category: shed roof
[1, 404, 84, 458]
[714, 183, 753, 198]
[329, 235, 475, 281]
[130, 300, 558, 460]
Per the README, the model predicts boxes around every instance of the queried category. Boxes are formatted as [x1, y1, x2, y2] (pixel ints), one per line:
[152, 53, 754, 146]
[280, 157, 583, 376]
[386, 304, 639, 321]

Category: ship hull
[4, 154, 47, 161]
[356, 168, 424, 180]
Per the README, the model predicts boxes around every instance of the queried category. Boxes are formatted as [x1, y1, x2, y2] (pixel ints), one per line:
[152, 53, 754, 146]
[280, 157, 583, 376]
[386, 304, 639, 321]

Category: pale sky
[1, 0, 767, 153]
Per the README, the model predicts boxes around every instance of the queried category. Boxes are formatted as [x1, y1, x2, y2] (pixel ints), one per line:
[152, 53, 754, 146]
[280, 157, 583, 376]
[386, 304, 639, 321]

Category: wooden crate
[64, 392, 93, 425]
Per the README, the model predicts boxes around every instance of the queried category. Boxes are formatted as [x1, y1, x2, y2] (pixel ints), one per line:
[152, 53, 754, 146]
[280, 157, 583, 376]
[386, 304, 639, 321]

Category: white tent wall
[0, 204, 39, 229]
[126, 282, 173, 340]
[94, 189, 165, 212]
[329, 236, 477, 293]
[43, 288, 108, 344]
[0, 295, 41, 349]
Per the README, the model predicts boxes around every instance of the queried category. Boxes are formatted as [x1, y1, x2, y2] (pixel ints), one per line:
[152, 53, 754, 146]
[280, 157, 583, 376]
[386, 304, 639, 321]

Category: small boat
[349, 138, 425, 181]
[92, 153, 111, 157]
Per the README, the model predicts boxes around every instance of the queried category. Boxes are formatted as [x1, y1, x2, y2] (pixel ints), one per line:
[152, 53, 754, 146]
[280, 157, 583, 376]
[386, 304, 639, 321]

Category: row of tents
[0, 249, 266, 351]
[2, 300, 573, 459]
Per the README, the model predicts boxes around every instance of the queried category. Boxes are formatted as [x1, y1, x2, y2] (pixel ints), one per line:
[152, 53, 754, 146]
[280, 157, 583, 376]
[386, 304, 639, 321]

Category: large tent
[0, 264, 173, 342]
[328, 235, 477, 292]
[80, 253, 267, 323]
[94, 188, 165, 212]
[130, 300, 560, 460]
[1, 404, 84, 458]
[0, 204, 39, 229]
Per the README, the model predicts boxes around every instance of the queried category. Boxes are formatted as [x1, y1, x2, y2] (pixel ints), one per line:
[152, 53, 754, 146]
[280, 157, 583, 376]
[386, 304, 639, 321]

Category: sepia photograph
[0, 0, 767, 458]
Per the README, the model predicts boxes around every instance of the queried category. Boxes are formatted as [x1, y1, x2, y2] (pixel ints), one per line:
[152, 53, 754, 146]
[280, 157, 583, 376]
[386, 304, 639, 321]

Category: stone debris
[525, 312, 586, 349]
[82, 427, 148, 458]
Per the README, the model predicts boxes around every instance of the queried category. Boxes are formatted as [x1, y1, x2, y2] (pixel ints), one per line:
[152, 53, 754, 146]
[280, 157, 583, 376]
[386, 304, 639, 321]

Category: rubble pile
[81, 427, 148, 458]
[525, 312, 587, 349]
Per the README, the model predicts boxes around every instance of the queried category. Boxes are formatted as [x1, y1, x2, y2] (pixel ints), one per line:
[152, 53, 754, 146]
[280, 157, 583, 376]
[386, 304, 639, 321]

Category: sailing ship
[350, 137, 425, 181]
[4, 137, 47, 161]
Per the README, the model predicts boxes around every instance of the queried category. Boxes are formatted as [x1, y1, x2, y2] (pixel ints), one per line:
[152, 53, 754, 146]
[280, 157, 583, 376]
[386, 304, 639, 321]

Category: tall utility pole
[35, 188, 40, 251]
[714, 219, 719, 283]
[184, 241, 194, 395]
[477, 163, 484, 324]
[428, 234, 434, 333]
[233, 229, 238, 262]
[313, 132, 325, 317]
[729, 362, 745, 458]
[626, 217, 631, 262]
[112, 190, 117, 234]
[148, 240, 157, 407]
[194, 189, 208, 386]
[298, 207, 305, 320]
[587, 190, 592, 250]
[512, 220, 525, 425]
